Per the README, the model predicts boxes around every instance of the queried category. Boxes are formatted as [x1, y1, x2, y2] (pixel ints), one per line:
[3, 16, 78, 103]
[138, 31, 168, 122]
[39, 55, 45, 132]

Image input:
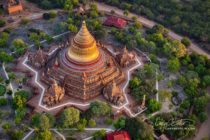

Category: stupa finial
[67, 20, 100, 63]
[82, 20, 86, 25]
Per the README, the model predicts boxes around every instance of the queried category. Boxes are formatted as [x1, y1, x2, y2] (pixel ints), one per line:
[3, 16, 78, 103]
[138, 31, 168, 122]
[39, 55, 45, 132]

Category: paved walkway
[2, 63, 14, 97]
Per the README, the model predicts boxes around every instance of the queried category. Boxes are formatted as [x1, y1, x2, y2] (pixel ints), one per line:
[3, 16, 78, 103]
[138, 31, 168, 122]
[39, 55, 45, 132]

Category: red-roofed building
[104, 16, 127, 28]
[3, 0, 23, 14]
[106, 131, 130, 140]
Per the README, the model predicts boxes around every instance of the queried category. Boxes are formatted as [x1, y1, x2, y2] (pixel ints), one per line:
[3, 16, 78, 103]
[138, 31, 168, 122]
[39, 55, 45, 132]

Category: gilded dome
[67, 21, 100, 63]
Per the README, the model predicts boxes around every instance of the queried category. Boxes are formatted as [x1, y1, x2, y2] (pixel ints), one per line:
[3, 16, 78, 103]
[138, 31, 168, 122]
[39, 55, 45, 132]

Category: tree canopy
[125, 118, 154, 140]
[89, 100, 112, 117]
[60, 107, 80, 128]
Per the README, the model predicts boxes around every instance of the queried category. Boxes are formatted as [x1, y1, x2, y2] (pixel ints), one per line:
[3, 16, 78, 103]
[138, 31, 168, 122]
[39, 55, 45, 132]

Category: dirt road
[95, 2, 210, 59]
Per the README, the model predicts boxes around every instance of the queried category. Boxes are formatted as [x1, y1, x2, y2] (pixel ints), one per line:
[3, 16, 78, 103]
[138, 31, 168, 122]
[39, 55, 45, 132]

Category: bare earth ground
[0, 0, 62, 32]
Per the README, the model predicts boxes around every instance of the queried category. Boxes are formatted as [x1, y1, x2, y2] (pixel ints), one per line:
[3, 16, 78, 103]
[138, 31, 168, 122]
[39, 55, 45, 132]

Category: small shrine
[103, 81, 125, 105]
[43, 79, 65, 106]
[116, 47, 136, 67]
[28, 48, 48, 69]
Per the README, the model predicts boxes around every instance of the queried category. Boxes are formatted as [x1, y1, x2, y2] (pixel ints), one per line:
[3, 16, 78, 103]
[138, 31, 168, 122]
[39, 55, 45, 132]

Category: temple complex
[29, 21, 126, 104]
[116, 47, 136, 67]
[3, 0, 23, 14]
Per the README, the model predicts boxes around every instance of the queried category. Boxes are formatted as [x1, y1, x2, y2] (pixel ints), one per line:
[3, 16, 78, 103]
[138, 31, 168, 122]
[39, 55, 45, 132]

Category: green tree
[147, 24, 168, 36]
[0, 51, 13, 63]
[20, 18, 29, 25]
[147, 33, 165, 47]
[138, 63, 158, 79]
[0, 98, 7, 106]
[88, 119, 96, 127]
[177, 75, 187, 86]
[64, 0, 73, 11]
[134, 21, 142, 29]
[89, 3, 99, 18]
[198, 112, 208, 122]
[194, 95, 209, 113]
[148, 99, 161, 113]
[77, 118, 87, 131]
[40, 0, 52, 9]
[0, 32, 9, 48]
[2, 122, 11, 132]
[89, 100, 111, 117]
[0, 20, 6, 27]
[92, 129, 106, 139]
[15, 108, 27, 124]
[123, 10, 129, 16]
[90, 3, 98, 12]
[180, 100, 190, 110]
[129, 77, 141, 89]
[68, 24, 78, 33]
[167, 58, 180, 72]
[12, 39, 28, 55]
[125, 118, 154, 140]
[171, 40, 187, 58]
[114, 117, 126, 129]
[60, 107, 80, 128]
[54, 22, 68, 34]
[0, 85, 6, 96]
[181, 37, 191, 47]
[9, 73, 16, 80]
[10, 129, 24, 140]
[31, 114, 51, 131]
[34, 130, 54, 140]
[13, 95, 27, 109]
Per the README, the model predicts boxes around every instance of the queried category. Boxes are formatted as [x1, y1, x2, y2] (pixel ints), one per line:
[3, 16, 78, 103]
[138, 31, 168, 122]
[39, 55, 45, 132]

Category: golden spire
[67, 21, 100, 63]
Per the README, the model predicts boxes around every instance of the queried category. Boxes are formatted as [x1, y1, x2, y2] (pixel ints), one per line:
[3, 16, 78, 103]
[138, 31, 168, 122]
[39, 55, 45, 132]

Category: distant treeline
[27, 0, 67, 9]
[101, 0, 210, 44]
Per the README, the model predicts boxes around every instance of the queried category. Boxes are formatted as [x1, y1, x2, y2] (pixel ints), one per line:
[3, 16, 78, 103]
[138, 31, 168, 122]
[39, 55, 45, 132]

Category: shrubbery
[0, 85, 6, 96]
[0, 98, 7, 106]
[43, 11, 57, 20]
[0, 20, 6, 27]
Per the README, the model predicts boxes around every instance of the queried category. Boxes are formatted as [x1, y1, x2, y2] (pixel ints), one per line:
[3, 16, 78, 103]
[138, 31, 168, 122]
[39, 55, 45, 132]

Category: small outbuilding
[104, 16, 127, 29]
[106, 131, 130, 140]
[3, 0, 23, 14]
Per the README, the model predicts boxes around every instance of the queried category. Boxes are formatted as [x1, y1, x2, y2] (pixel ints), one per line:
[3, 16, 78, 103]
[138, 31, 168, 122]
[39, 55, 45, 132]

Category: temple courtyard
[14, 22, 148, 117]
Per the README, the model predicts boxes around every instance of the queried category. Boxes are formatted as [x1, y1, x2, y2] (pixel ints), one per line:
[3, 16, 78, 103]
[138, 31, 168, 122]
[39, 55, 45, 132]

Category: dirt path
[95, 2, 210, 59]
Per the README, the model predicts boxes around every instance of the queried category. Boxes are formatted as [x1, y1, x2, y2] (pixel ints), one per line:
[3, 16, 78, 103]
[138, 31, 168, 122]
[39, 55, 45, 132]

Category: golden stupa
[40, 20, 125, 100]
[67, 21, 100, 63]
